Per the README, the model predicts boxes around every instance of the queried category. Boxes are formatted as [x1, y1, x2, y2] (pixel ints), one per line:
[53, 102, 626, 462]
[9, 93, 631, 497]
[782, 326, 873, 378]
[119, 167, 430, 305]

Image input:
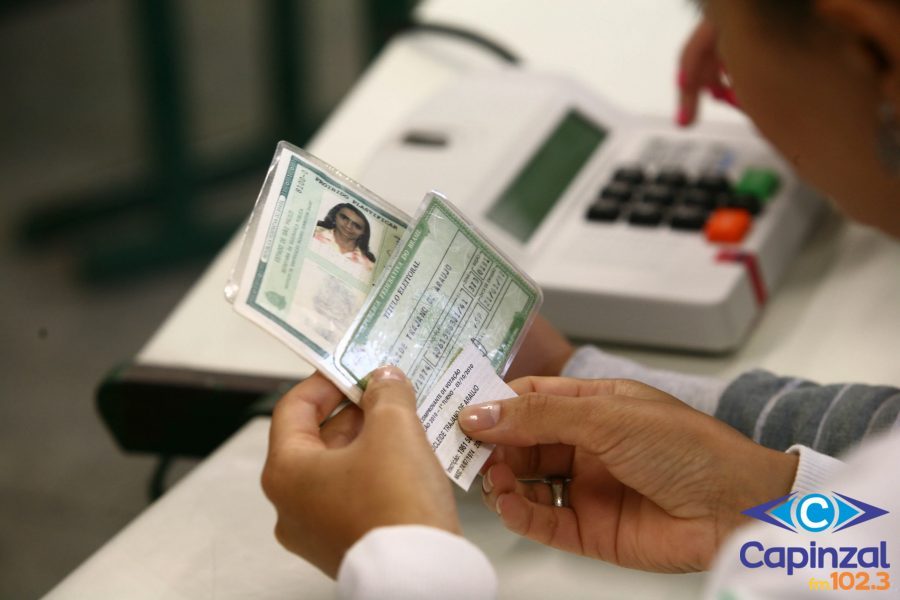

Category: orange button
[705, 208, 752, 243]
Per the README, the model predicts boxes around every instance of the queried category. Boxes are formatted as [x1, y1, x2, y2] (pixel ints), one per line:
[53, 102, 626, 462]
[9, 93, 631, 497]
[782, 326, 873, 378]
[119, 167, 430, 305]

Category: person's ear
[815, 0, 900, 108]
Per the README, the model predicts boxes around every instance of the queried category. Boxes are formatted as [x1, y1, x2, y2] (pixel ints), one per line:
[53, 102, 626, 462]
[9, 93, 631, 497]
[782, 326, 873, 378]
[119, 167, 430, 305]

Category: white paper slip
[418, 340, 517, 490]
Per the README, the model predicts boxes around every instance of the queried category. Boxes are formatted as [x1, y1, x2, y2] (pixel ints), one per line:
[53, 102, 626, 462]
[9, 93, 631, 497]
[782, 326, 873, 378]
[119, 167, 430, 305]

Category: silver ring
[546, 477, 570, 508]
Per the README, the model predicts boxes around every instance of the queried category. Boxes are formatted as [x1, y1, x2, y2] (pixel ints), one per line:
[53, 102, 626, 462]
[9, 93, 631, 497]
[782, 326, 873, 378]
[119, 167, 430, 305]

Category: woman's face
[335, 207, 367, 244]
[705, 0, 900, 237]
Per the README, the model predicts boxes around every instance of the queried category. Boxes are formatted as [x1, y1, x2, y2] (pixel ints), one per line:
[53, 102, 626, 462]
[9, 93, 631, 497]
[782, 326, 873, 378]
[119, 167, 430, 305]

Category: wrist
[717, 442, 798, 543]
[785, 445, 845, 494]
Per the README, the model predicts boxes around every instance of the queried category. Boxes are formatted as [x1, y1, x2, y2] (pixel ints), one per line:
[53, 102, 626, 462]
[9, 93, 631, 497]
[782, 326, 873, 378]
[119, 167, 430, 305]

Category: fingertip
[723, 88, 741, 109]
[482, 466, 494, 494]
[369, 365, 408, 384]
[676, 88, 699, 127]
[496, 492, 510, 516]
[360, 365, 415, 412]
[459, 402, 500, 434]
[496, 493, 527, 531]
[481, 463, 517, 514]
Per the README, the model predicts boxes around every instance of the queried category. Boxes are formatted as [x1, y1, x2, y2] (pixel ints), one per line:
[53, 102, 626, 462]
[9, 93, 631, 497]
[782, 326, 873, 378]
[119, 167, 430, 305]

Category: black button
[612, 166, 646, 186]
[600, 181, 633, 203]
[586, 199, 621, 222]
[654, 168, 689, 189]
[628, 202, 663, 226]
[681, 187, 717, 210]
[639, 184, 676, 206]
[670, 205, 709, 230]
[725, 192, 762, 215]
[696, 172, 732, 195]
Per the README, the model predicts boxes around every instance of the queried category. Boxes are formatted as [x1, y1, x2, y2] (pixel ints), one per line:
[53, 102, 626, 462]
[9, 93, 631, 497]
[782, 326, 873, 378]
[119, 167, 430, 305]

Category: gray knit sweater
[562, 346, 900, 457]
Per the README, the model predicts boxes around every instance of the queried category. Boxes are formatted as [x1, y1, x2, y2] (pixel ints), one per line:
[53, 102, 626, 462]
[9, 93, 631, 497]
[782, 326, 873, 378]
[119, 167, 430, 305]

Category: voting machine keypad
[586, 165, 781, 244]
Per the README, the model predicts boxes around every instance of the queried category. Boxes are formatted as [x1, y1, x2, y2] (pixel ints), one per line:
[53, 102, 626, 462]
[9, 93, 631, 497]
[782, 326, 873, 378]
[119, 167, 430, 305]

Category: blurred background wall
[0, 1, 401, 596]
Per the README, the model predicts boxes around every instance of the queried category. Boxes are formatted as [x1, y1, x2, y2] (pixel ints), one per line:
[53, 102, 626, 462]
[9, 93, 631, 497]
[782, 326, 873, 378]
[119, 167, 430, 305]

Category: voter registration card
[227, 142, 409, 396]
[336, 192, 543, 401]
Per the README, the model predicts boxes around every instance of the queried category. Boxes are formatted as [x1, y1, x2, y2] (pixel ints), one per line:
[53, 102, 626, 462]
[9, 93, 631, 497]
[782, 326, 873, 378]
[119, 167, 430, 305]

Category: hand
[261, 368, 459, 577]
[504, 315, 574, 381]
[458, 377, 797, 573]
[677, 18, 740, 126]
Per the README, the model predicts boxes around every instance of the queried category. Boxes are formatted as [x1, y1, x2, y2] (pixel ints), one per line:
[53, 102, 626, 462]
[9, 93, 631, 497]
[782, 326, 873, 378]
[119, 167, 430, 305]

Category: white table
[45, 1, 900, 598]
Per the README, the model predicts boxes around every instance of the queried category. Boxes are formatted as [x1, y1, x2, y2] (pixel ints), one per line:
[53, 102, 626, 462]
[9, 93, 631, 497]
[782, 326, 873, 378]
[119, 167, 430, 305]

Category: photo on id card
[229, 143, 408, 381]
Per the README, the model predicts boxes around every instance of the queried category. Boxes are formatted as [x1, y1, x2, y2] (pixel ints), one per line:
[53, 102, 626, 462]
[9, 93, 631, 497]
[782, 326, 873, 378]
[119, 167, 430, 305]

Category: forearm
[561, 345, 727, 416]
[561, 346, 900, 458]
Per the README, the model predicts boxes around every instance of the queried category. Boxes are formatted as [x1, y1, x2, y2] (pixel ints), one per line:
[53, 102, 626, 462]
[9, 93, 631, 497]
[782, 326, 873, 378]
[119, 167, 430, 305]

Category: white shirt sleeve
[703, 431, 900, 599]
[337, 525, 497, 600]
[785, 444, 845, 494]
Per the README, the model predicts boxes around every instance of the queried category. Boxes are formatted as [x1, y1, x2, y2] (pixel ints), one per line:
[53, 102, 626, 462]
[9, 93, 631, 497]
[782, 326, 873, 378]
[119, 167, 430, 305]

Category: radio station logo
[737, 492, 892, 591]
[742, 492, 888, 534]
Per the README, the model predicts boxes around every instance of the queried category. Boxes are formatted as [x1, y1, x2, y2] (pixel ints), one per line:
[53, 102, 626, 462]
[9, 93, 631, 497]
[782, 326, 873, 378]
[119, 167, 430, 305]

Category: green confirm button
[737, 168, 781, 201]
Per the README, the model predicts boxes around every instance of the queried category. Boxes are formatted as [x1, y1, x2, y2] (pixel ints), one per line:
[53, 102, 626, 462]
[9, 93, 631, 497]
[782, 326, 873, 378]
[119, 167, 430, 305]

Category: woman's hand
[262, 368, 459, 577]
[677, 18, 740, 126]
[459, 377, 797, 573]
[504, 315, 575, 381]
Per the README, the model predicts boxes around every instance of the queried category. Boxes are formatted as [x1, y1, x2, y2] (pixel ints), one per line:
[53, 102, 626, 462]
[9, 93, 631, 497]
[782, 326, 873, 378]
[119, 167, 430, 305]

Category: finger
[495, 492, 582, 555]
[677, 20, 717, 93]
[676, 19, 718, 126]
[507, 376, 675, 404]
[269, 372, 345, 452]
[678, 78, 701, 126]
[481, 464, 555, 513]
[358, 366, 423, 439]
[460, 393, 596, 447]
[320, 403, 364, 449]
[487, 443, 573, 479]
[461, 392, 662, 450]
[707, 81, 740, 109]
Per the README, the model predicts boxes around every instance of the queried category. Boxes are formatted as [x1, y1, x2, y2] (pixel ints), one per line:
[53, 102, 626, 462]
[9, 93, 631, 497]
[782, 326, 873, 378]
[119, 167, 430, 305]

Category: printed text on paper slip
[418, 342, 516, 490]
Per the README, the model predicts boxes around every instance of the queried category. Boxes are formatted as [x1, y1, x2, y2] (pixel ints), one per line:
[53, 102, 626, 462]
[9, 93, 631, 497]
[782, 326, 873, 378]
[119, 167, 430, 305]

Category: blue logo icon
[743, 492, 888, 534]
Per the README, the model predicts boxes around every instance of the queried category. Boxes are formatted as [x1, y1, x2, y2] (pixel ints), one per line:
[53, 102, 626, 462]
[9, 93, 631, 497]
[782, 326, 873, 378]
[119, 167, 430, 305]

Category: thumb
[459, 393, 619, 447]
[359, 366, 423, 437]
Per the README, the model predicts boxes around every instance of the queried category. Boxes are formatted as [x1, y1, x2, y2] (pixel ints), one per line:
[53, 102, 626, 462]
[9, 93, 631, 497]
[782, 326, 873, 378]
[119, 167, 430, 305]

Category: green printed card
[230, 146, 542, 404]
[335, 192, 542, 404]
[230, 143, 409, 395]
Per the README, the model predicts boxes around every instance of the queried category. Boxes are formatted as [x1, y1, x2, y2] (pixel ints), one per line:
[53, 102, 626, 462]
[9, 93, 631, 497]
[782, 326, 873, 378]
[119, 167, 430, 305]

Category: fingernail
[707, 85, 740, 108]
[482, 467, 494, 494]
[723, 88, 741, 108]
[369, 365, 407, 383]
[495, 494, 504, 516]
[707, 84, 727, 100]
[459, 403, 500, 432]
[676, 107, 690, 127]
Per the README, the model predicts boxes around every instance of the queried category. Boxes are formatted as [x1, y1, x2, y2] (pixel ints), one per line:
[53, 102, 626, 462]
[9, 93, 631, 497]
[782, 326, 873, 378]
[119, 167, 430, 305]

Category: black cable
[399, 22, 521, 65]
[149, 454, 173, 502]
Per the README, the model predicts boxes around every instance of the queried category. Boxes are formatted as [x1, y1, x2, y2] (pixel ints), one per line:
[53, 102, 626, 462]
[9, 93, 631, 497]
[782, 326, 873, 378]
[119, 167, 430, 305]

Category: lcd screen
[486, 111, 607, 243]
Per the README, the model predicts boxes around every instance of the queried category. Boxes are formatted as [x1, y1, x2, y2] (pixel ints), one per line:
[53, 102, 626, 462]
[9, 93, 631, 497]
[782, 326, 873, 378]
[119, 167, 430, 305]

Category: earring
[877, 100, 900, 176]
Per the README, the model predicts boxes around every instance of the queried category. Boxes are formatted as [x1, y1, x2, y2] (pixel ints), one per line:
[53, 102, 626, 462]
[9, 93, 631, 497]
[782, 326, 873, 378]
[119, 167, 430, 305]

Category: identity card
[227, 143, 409, 396]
